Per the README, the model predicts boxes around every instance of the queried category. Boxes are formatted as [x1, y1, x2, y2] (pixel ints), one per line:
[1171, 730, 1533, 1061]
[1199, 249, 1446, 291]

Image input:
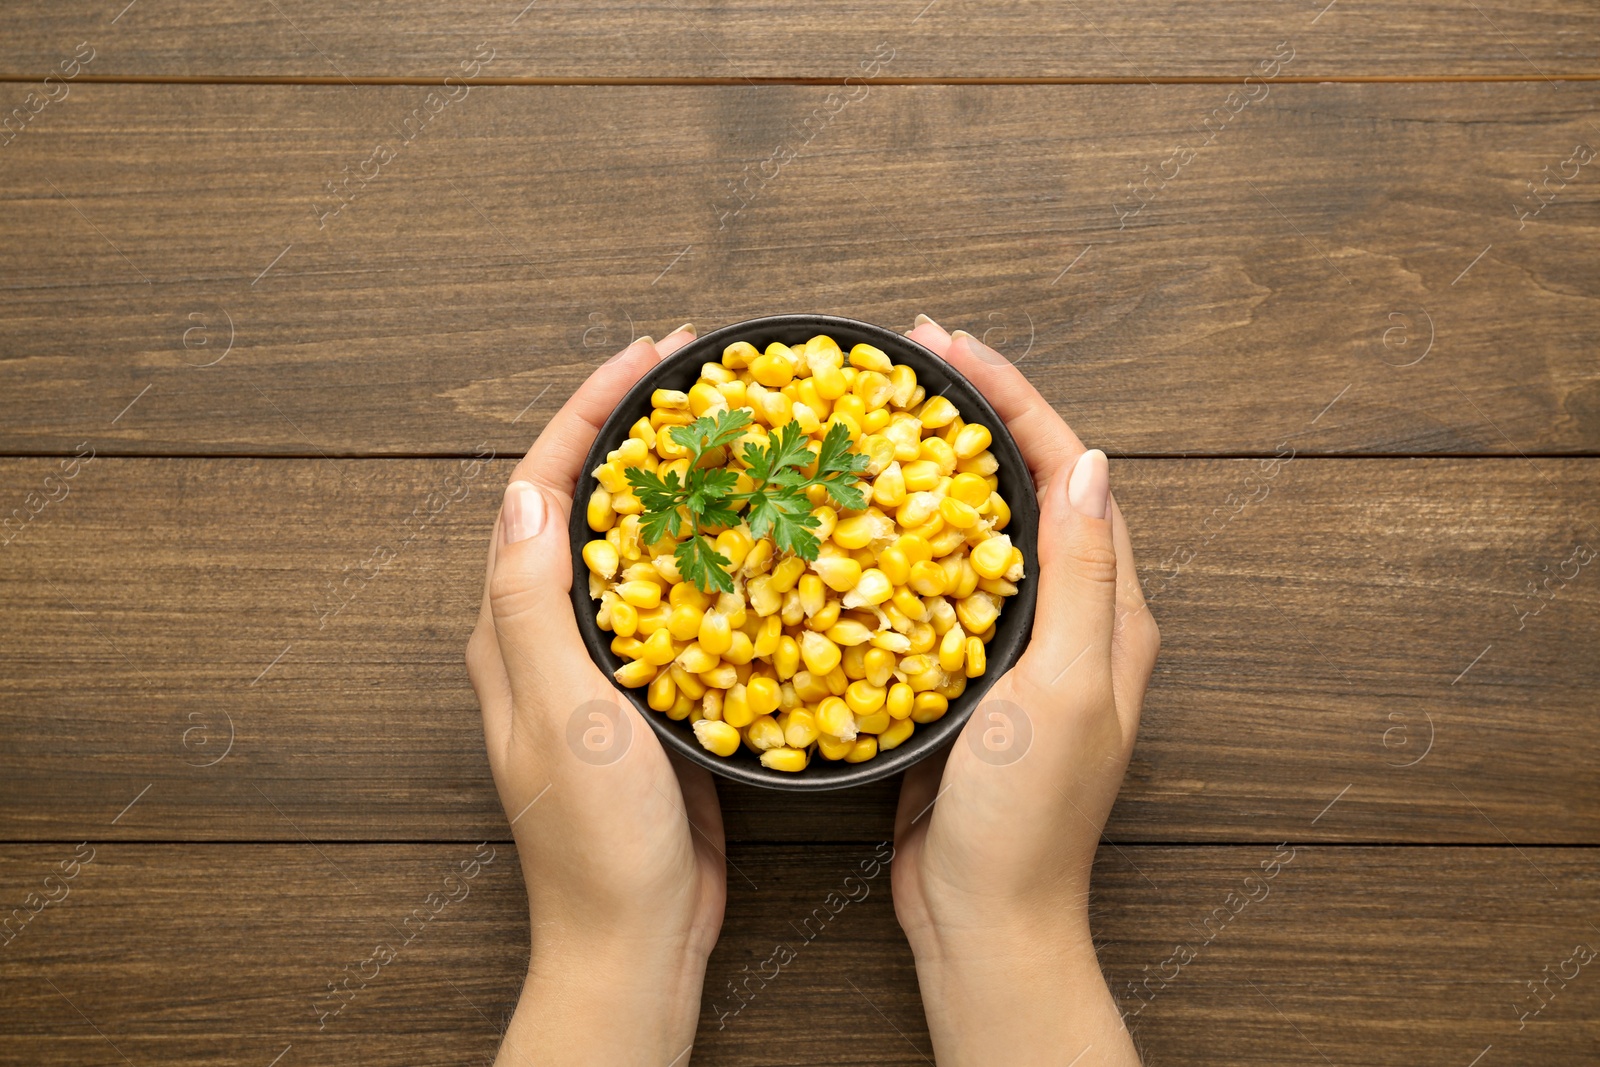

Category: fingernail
[950, 329, 1010, 367]
[669, 322, 696, 338]
[914, 313, 938, 329]
[502, 481, 547, 544]
[604, 336, 654, 366]
[1067, 449, 1110, 520]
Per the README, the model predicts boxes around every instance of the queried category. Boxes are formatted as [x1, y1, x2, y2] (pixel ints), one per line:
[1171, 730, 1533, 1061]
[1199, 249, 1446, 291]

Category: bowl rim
[567, 313, 1039, 791]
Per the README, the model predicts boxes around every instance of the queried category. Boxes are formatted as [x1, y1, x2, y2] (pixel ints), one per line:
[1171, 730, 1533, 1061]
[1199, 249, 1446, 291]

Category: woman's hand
[891, 317, 1161, 1066]
[466, 326, 726, 1067]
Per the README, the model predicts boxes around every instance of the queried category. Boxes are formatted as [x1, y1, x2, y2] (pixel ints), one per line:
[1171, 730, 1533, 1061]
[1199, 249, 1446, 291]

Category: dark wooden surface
[2, 3, 1597, 1064]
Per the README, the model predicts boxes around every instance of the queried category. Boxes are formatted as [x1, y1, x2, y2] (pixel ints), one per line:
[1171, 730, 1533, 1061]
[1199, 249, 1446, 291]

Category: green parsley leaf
[669, 409, 751, 464]
[674, 533, 735, 594]
[626, 467, 687, 542]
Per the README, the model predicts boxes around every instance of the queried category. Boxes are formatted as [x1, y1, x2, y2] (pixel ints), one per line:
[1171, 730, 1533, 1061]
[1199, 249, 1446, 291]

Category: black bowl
[569, 314, 1038, 790]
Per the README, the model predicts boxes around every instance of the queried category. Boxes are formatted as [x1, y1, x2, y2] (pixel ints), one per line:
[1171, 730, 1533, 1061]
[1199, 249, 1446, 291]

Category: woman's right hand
[891, 317, 1160, 1067]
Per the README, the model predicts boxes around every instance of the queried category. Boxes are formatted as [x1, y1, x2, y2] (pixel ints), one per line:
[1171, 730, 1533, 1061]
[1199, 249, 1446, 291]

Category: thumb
[489, 479, 589, 702]
[1017, 449, 1117, 691]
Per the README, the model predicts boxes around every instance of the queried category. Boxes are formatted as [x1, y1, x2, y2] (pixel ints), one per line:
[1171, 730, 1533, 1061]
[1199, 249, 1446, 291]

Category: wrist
[502, 930, 708, 1067]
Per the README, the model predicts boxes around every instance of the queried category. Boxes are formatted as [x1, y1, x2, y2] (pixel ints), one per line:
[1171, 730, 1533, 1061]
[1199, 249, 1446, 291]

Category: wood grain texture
[1, 844, 1595, 1065]
[3, 457, 1595, 843]
[1, 84, 1598, 456]
[0, 2, 1596, 79]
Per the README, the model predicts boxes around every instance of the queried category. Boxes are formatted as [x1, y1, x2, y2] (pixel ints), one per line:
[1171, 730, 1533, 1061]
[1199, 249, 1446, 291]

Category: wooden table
[2, 4, 1597, 1064]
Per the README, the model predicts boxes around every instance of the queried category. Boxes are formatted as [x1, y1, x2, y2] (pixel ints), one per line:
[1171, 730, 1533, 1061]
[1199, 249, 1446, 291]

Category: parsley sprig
[623, 408, 870, 593]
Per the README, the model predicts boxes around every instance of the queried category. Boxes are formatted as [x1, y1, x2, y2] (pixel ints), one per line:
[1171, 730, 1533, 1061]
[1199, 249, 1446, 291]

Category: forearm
[912, 923, 1139, 1067]
[496, 935, 707, 1067]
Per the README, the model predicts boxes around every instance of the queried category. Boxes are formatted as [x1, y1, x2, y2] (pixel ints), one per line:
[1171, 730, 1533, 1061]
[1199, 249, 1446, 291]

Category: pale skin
[466, 316, 1160, 1066]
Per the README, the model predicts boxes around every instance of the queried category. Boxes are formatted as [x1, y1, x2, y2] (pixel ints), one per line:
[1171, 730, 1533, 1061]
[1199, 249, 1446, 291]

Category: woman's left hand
[466, 325, 726, 1066]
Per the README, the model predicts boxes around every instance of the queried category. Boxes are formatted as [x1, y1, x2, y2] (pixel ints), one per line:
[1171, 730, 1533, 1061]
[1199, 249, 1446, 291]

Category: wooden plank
[3, 457, 1596, 843]
[1, 83, 1598, 456]
[0, 2, 1597, 79]
[1, 844, 1595, 1065]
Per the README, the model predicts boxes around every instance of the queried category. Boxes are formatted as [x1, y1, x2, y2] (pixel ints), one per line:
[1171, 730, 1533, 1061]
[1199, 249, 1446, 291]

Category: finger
[655, 322, 697, 358]
[1108, 494, 1159, 746]
[469, 529, 515, 762]
[489, 478, 599, 709]
[668, 752, 725, 858]
[944, 330, 1085, 494]
[509, 332, 668, 506]
[906, 313, 952, 354]
[1016, 449, 1118, 695]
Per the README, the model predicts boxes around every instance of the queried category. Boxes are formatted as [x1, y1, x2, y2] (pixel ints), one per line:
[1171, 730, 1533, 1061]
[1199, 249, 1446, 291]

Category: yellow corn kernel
[964, 636, 987, 678]
[609, 600, 639, 638]
[810, 506, 838, 542]
[816, 696, 857, 739]
[928, 524, 967, 558]
[715, 528, 752, 571]
[845, 680, 887, 716]
[978, 576, 1019, 597]
[813, 362, 848, 401]
[900, 459, 940, 494]
[648, 671, 677, 711]
[693, 718, 741, 757]
[653, 409, 693, 434]
[988, 492, 1011, 530]
[886, 682, 915, 720]
[670, 664, 707, 700]
[874, 544, 909, 586]
[849, 568, 893, 607]
[697, 610, 732, 656]
[870, 461, 907, 508]
[593, 461, 629, 494]
[629, 416, 657, 450]
[664, 603, 701, 642]
[720, 682, 753, 728]
[918, 395, 958, 429]
[701, 688, 724, 721]
[897, 492, 940, 529]
[614, 659, 658, 688]
[908, 560, 949, 597]
[813, 556, 862, 593]
[760, 746, 809, 772]
[949, 472, 990, 509]
[611, 635, 645, 659]
[806, 599, 842, 632]
[792, 670, 830, 703]
[753, 615, 782, 658]
[824, 412, 861, 443]
[746, 675, 782, 717]
[844, 735, 878, 763]
[668, 693, 695, 721]
[840, 642, 867, 680]
[800, 631, 842, 676]
[773, 635, 801, 679]
[937, 414, 964, 444]
[953, 423, 993, 459]
[782, 707, 820, 748]
[817, 733, 856, 760]
[768, 556, 806, 594]
[667, 581, 707, 610]
[743, 537, 774, 576]
[638, 627, 677, 666]
[748, 350, 793, 388]
[723, 631, 755, 666]
[795, 573, 825, 617]
[940, 496, 980, 529]
[718, 340, 756, 369]
[926, 595, 957, 634]
[655, 388, 692, 411]
[885, 364, 917, 407]
[937, 672, 967, 700]
[743, 575, 777, 618]
[970, 534, 1013, 580]
[698, 361, 735, 384]
[908, 621, 936, 654]
[832, 514, 877, 551]
[792, 401, 822, 434]
[833, 393, 867, 428]
[939, 624, 969, 674]
[956, 591, 1001, 634]
[911, 692, 949, 723]
[862, 408, 892, 434]
[745, 714, 785, 751]
[956, 450, 999, 476]
[921, 436, 957, 475]
[825, 619, 873, 647]
[857, 434, 895, 477]
[879, 716, 915, 750]
[608, 491, 642, 517]
[719, 379, 748, 408]
[686, 381, 726, 418]
[677, 642, 720, 675]
[613, 579, 658, 609]
[863, 647, 896, 688]
[587, 487, 615, 531]
[848, 343, 894, 373]
[855, 710, 891, 735]
[582, 539, 620, 581]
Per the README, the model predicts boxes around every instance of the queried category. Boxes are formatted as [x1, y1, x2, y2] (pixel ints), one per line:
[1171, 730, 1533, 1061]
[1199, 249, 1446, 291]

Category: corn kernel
[845, 680, 887, 716]
[964, 636, 987, 678]
[861, 647, 895, 688]
[750, 351, 793, 387]
[814, 556, 862, 593]
[670, 664, 707, 700]
[610, 601, 639, 638]
[908, 560, 948, 596]
[833, 514, 878, 551]
[921, 437, 957, 475]
[969, 534, 1012, 580]
[953, 423, 993, 459]
[697, 610, 733, 656]
[587, 488, 615, 531]
[782, 707, 820, 747]
[918, 395, 958, 428]
[848, 343, 893, 373]
[940, 497, 980, 529]
[817, 733, 856, 760]
[879, 717, 915, 749]
[826, 619, 875, 647]
[773, 635, 801, 679]
[956, 591, 1001, 633]
[616, 580, 661, 609]
[907, 621, 936, 654]
[855, 709, 891, 735]
[614, 659, 658, 688]
[693, 718, 741, 757]
[668, 693, 695, 721]
[753, 615, 782, 657]
[611, 635, 645, 659]
[813, 362, 848, 400]
[747, 675, 782, 716]
[949, 473, 990, 509]
[956, 450, 999, 476]
[886, 682, 915, 720]
[793, 670, 830, 703]
[816, 696, 857, 740]
[721, 682, 754, 727]
[806, 599, 842, 631]
[677, 642, 719, 674]
[648, 671, 677, 711]
[939, 624, 968, 674]
[761, 746, 809, 772]
[844, 735, 879, 763]
[745, 714, 785, 751]
[800, 631, 842, 676]
[911, 692, 948, 723]
[640, 627, 678, 666]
